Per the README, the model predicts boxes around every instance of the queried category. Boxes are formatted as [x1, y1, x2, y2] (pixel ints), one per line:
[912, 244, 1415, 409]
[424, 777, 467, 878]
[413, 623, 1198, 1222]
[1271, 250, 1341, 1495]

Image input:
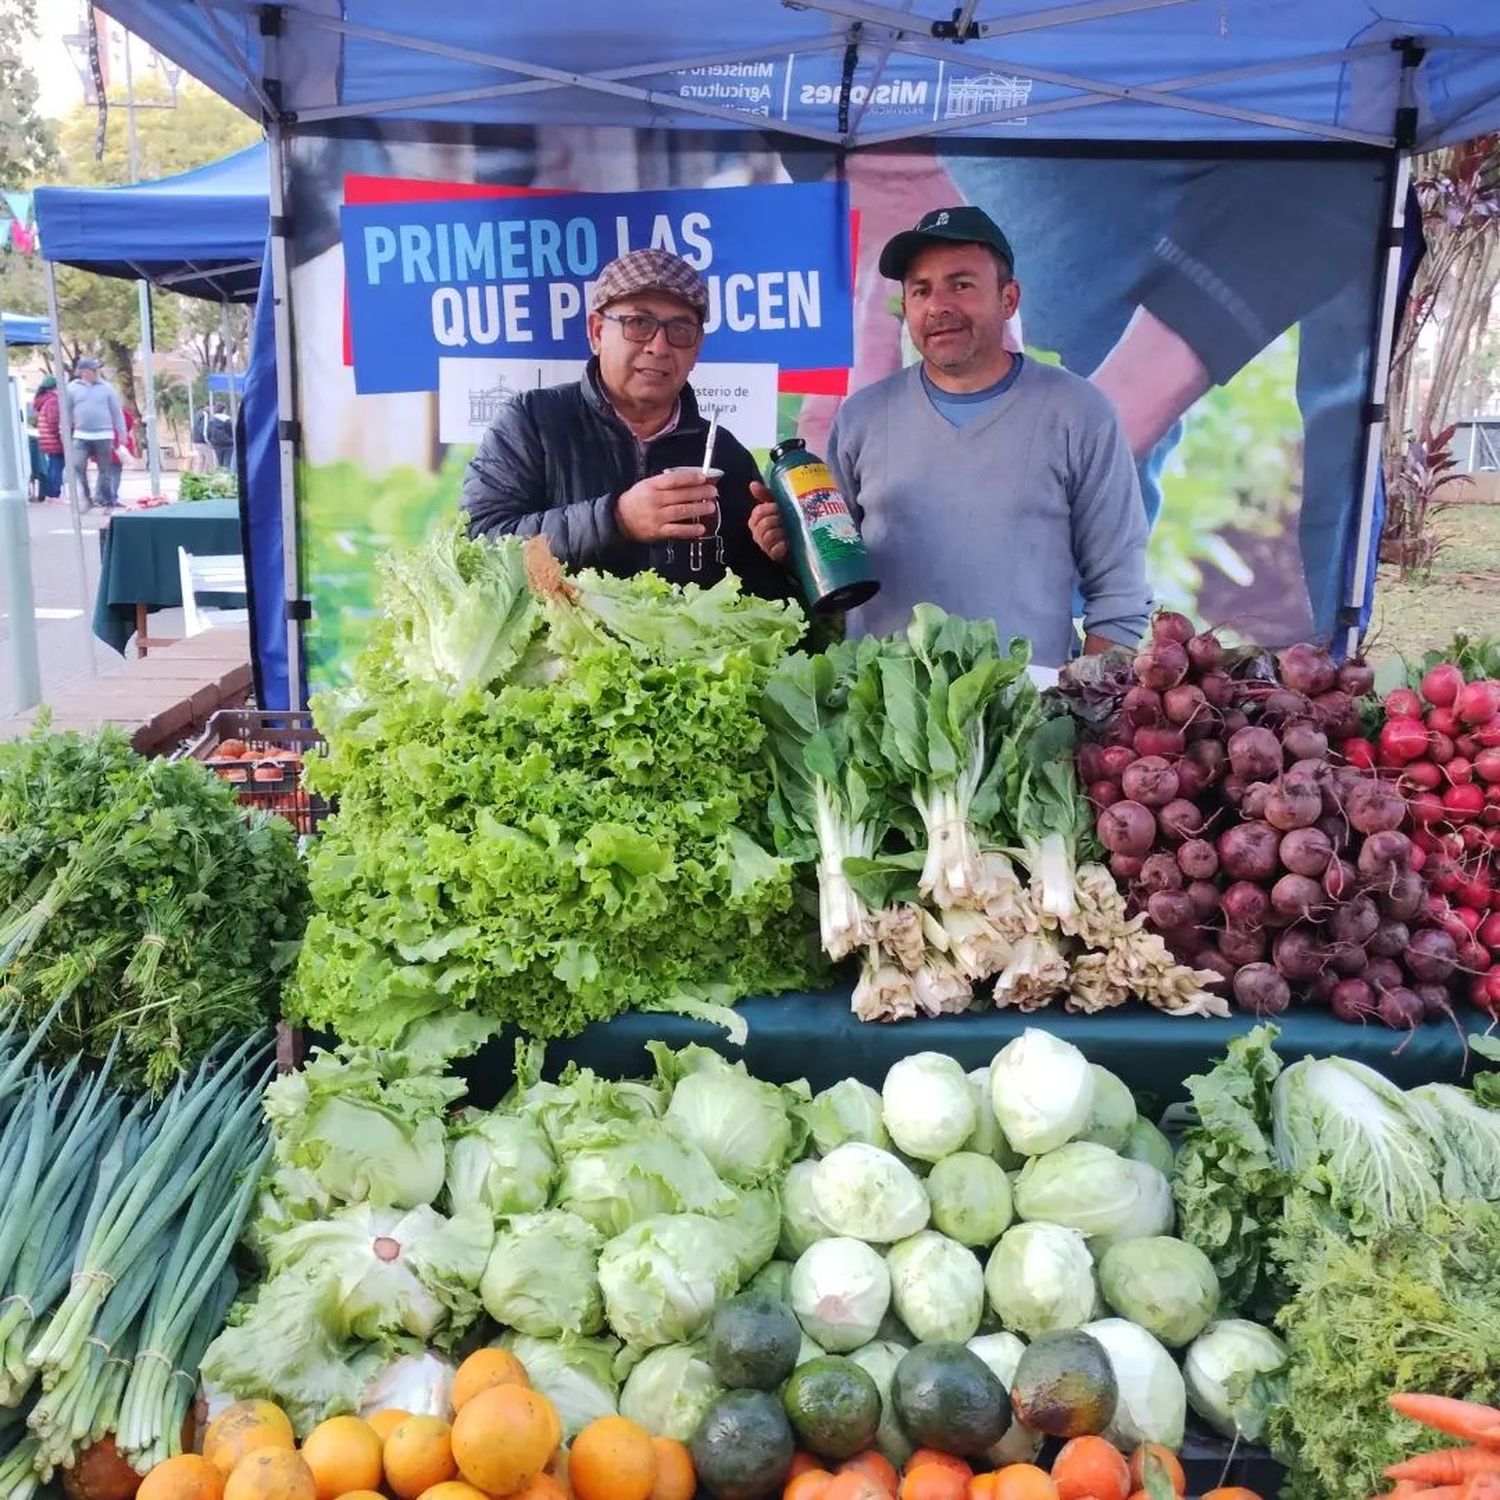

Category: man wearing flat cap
[461, 248, 789, 598]
[768, 207, 1151, 668]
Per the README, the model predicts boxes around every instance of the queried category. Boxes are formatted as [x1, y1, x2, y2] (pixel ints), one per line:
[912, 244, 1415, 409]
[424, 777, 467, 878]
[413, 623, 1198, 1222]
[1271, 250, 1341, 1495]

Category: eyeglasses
[600, 311, 702, 349]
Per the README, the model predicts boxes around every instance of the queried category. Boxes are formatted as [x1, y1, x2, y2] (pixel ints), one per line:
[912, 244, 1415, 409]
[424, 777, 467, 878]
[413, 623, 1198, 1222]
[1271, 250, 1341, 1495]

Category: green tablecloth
[93, 498, 244, 652]
[453, 989, 1471, 1107]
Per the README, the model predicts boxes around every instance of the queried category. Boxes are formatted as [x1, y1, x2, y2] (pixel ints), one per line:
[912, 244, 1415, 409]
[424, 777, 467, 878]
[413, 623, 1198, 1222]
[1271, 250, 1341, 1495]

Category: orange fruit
[1201, 1491, 1263, 1500]
[452, 1348, 531, 1412]
[224, 1450, 316, 1500]
[785, 1471, 835, 1500]
[1127, 1448, 1185, 1497]
[301, 1415, 384, 1500]
[451, 1384, 560, 1496]
[899, 1464, 970, 1500]
[1051, 1437, 1130, 1500]
[568, 1416, 657, 1500]
[341, 1494, 387, 1500]
[989, 1467, 1059, 1500]
[505, 1480, 570, 1500]
[366, 1409, 412, 1444]
[826, 1475, 895, 1500]
[906, 1455, 974, 1484]
[789, 1455, 824, 1482]
[385, 1416, 458, 1500]
[417, 1488, 492, 1500]
[969, 1476, 999, 1500]
[650, 1438, 696, 1500]
[839, 1453, 898, 1496]
[203, 1402, 296, 1477]
[138, 1455, 227, 1500]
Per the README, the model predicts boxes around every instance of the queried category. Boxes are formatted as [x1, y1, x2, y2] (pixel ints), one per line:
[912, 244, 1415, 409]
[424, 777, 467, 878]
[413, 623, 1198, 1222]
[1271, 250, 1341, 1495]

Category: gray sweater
[67, 378, 125, 440]
[827, 359, 1152, 667]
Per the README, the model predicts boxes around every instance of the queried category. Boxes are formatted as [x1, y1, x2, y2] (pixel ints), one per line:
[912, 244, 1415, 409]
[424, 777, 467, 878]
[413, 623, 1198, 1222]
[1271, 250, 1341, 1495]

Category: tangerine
[451, 1384, 560, 1496]
[1127, 1448, 1185, 1498]
[223, 1450, 316, 1500]
[569, 1417, 657, 1500]
[138, 1456, 226, 1500]
[989, 1467, 1059, 1500]
[649, 1438, 697, 1500]
[839, 1453, 899, 1495]
[899, 1464, 969, 1500]
[301, 1415, 384, 1500]
[452, 1348, 531, 1412]
[385, 1416, 458, 1500]
[1051, 1437, 1130, 1500]
[203, 1402, 296, 1477]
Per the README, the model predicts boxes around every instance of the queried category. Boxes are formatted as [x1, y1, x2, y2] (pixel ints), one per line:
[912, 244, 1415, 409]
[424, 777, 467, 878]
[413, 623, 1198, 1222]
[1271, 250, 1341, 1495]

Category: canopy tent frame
[97, 0, 1500, 708]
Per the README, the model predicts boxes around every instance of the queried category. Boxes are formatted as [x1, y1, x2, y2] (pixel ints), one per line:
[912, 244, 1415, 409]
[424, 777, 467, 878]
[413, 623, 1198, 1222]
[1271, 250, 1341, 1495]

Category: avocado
[783, 1356, 882, 1460]
[709, 1291, 803, 1391]
[1009, 1328, 1119, 1438]
[890, 1341, 1010, 1457]
[691, 1389, 796, 1500]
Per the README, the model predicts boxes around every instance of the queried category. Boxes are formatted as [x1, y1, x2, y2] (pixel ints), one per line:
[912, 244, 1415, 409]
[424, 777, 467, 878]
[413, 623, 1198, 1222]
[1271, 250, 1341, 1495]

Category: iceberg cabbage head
[791, 1237, 892, 1352]
[882, 1052, 977, 1163]
[811, 1143, 930, 1244]
[983, 1221, 1097, 1339]
[990, 1031, 1095, 1156]
[1183, 1318, 1287, 1441]
[887, 1231, 984, 1343]
[1082, 1317, 1186, 1449]
[598, 1213, 744, 1352]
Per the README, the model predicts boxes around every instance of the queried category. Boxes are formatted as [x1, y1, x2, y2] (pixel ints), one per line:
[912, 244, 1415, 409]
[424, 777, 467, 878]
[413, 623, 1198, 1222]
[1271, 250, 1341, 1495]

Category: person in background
[191, 405, 215, 472]
[208, 402, 234, 470]
[33, 376, 64, 499]
[460, 248, 789, 598]
[67, 358, 126, 511]
[764, 207, 1151, 669]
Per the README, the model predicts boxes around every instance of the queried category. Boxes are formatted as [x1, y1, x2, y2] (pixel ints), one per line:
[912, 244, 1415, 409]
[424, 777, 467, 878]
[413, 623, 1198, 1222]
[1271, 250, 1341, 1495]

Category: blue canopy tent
[98, 1, 1500, 709]
[2, 313, 52, 347]
[33, 143, 268, 302]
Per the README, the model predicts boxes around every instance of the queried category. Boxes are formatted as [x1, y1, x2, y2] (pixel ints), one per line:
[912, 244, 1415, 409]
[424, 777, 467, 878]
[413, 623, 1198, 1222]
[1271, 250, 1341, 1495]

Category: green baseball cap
[879, 206, 1016, 281]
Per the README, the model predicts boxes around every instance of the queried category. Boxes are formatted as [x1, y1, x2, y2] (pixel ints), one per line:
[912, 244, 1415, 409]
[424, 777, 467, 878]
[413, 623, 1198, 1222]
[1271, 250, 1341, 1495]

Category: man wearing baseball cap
[790, 206, 1151, 668]
[461, 247, 790, 598]
[67, 357, 127, 511]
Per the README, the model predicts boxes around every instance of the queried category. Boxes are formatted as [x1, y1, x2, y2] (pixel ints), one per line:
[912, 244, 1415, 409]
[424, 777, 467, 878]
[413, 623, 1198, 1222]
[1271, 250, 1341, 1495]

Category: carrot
[1386, 1453, 1500, 1485]
[1390, 1397, 1500, 1446]
[1403, 1487, 1464, 1500]
[1461, 1476, 1500, 1500]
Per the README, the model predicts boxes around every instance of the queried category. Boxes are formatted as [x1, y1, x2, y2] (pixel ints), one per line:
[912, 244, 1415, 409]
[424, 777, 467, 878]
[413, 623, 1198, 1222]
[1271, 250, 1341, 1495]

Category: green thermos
[766, 439, 880, 614]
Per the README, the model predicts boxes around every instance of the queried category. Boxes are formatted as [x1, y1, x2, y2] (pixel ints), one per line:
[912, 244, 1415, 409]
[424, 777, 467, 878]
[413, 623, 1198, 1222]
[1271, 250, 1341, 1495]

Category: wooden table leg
[136, 602, 148, 658]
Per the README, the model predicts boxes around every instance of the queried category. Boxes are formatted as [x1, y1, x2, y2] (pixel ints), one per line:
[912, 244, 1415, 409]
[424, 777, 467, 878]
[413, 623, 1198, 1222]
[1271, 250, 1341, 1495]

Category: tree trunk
[106, 339, 138, 414]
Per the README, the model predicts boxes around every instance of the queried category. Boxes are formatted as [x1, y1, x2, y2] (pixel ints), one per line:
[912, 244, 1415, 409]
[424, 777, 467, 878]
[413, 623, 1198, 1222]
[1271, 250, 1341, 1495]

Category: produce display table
[462, 991, 1473, 1103]
[93, 498, 244, 654]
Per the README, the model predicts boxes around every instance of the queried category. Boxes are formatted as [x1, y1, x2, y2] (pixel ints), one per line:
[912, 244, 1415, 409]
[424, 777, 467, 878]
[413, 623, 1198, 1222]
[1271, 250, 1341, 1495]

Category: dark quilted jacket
[460, 359, 793, 601]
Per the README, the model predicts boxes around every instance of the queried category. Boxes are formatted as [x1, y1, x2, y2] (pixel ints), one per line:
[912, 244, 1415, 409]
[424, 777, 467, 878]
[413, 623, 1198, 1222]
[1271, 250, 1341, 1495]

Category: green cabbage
[847, 1340, 914, 1466]
[598, 1213, 744, 1351]
[811, 1143, 930, 1243]
[445, 1109, 556, 1221]
[1079, 1067, 1136, 1152]
[800, 1079, 889, 1155]
[926, 1152, 1013, 1248]
[1098, 1236, 1220, 1347]
[1121, 1117, 1175, 1177]
[791, 1238, 892, 1352]
[887, 1231, 984, 1343]
[1082, 1317, 1186, 1449]
[882, 1052, 976, 1162]
[990, 1031, 1095, 1156]
[1014, 1142, 1161, 1239]
[618, 1341, 724, 1440]
[780, 1161, 835, 1259]
[983, 1222, 1096, 1338]
[1182, 1318, 1287, 1440]
[497, 1333, 621, 1438]
[480, 1210, 604, 1337]
[967, 1333, 1043, 1466]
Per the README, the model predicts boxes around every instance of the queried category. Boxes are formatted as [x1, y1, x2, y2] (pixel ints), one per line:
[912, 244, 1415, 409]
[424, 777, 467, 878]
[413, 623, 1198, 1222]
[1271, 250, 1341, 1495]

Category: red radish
[1475, 970, 1500, 1015]
[1089, 781, 1124, 809]
[1477, 910, 1500, 950]
[1476, 721, 1500, 748]
[1133, 726, 1186, 759]
[1379, 716, 1429, 765]
[1413, 828, 1444, 854]
[1340, 737, 1377, 771]
[1475, 747, 1500, 783]
[1457, 732, 1480, 759]
[1436, 908, 1473, 946]
[1430, 855, 1464, 896]
[1420, 663, 1464, 708]
[1407, 842, 1427, 872]
[1428, 732, 1457, 766]
[1442, 783, 1485, 822]
[1100, 745, 1138, 779]
[1456, 906, 1484, 934]
[1462, 823, 1487, 852]
[1330, 978, 1377, 1022]
[1461, 940, 1492, 973]
[1457, 679, 1500, 726]
[1488, 782, 1500, 802]
[1409, 791, 1447, 826]
[1458, 872, 1494, 911]
[1385, 688, 1423, 719]
[1403, 761, 1444, 792]
[1425, 705, 1461, 739]
[1446, 757, 1475, 785]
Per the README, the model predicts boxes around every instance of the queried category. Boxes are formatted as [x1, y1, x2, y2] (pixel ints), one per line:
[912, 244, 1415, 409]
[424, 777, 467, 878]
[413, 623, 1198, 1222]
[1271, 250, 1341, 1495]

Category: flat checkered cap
[590, 248, 709, 320]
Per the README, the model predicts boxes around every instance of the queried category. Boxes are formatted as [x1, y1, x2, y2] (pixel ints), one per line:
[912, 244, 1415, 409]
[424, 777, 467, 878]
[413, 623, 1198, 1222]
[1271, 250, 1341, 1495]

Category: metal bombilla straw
[691, 411, 721, 574]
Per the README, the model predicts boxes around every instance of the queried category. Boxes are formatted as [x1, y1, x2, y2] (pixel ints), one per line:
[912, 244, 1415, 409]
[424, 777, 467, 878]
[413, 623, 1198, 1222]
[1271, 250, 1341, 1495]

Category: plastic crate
[179, 708, 331, 836]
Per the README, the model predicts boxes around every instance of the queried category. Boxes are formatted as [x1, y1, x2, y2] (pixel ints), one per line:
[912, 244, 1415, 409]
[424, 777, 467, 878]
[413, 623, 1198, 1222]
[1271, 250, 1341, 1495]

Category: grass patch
[1368, 502, 1500, 663]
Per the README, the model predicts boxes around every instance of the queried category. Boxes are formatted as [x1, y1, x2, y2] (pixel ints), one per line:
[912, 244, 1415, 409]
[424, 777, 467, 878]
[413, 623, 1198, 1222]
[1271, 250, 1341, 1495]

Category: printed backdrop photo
[283, 122, 1388, 693]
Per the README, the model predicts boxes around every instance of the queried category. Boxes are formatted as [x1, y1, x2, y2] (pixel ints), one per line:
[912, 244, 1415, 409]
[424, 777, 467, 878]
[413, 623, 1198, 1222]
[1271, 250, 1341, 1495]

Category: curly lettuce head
[598, 1212, 744, 1352]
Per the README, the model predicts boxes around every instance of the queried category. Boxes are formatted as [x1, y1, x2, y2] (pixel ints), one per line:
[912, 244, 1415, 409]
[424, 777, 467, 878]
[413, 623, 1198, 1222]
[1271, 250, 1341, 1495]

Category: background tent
[94, 2, 1500, 710]
[33, 143, 268, 302]
[2, 312, 52, 347]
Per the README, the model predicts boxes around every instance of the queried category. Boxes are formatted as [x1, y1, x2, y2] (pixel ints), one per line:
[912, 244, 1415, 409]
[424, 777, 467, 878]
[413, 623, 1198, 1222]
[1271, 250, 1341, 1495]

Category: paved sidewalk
[1, 466, 188, 717]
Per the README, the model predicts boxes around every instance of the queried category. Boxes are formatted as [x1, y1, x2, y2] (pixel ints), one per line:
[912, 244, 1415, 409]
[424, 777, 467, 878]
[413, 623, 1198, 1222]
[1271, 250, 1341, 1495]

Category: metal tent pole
[220, 300, 240, 430]
[1343, 40, 1424, 660]
[262, 11, 303, 710]
[0, 325, 40, 711]
[44, 261, 99, 678]
[122, 30, 164, 495]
